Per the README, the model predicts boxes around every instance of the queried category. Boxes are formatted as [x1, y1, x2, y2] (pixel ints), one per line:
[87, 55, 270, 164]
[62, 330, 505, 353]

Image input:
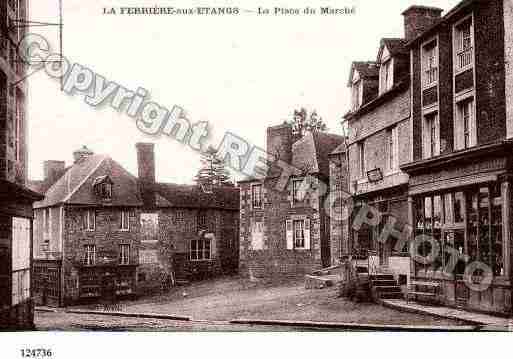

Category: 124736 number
[20, 349, 53, 358]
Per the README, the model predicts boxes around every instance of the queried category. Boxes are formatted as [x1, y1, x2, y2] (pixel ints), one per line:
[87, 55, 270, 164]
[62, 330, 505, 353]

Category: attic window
[93, 175, 113, 200]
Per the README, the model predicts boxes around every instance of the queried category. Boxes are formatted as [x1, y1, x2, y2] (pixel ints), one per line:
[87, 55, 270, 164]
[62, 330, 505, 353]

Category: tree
[194, 146, 233, 188]
[287, 107, 328, 140]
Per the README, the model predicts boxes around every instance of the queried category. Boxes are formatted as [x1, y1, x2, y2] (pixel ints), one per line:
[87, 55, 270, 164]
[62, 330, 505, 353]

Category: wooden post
[408, 196, 414, 282]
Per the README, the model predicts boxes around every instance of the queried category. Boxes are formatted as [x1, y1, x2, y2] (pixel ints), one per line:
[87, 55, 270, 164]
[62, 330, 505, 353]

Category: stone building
[400, 0, 513, 315]
[31, 146, 143, 306]
[0, 0, 44, 329]
[135, 143, 240, 290]
[30, 143, 239, 306]
[343, 29, 414, 284]
[239, 124, 345, 279]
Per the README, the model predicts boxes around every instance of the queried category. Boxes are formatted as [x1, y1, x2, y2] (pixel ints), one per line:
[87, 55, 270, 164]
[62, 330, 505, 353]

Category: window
[379, 59, 393, 94]
[119, 244, 130, 265]
[12, 217, 31, 305]
[292, 179, 304, 203]
[357, 141, 365, 178]
[423, 112, 439, 159]
[174, 210, 184, 224]
[386, 126, 399, 172]
[44, 208, 50, 236]
[352, 80, 363, 111]
[190, 238, 211, 261]
[252, 184, 262, 209]
[197, 211, 207, 228]
[415, 185, 505, 278]
[293, 220, 305, 249]
[84, 210, 96, 231]
[84, 245, 96, 266]
[422, 40, 438, 87]
[454, 18, 473, 71]
[455, 98, 475, 150]
[101, 183, 112, 199]
[120, 210, 130, 231]
[15, 91, 23, 161]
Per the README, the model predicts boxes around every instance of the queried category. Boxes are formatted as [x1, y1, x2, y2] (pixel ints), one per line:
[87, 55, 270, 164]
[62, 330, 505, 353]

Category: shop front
[403, 143, 513, 315]
[351, 185, 411, 285]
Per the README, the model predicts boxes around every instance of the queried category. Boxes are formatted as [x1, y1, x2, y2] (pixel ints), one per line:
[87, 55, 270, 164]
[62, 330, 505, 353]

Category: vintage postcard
[1, 0, 512, 357]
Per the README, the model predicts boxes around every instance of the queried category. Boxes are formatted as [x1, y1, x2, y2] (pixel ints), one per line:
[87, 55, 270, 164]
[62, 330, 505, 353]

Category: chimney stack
[402, 6, 443, 41]
[136, 142, 156, 208]
[73, 145, 94, 163]
[44, 160, 66, 188]
[266, 123, 293, 177]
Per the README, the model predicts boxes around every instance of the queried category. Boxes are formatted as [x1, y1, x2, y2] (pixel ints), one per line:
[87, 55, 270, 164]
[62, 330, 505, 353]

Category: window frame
[292, 178, 304, 203]
[352, 75, 363, 111]
[251, 183, 263, 209]
[190, 237, 212, 261]
[421, 38, 439, 89]
[120, 210, 130, 231]
[85, 210, 96, 232]
[453, 14, 474, 74]
[357, 141, 366, 179]
[293, 219, 306, 249]
[454, 97, 476, 150]
[119, 244, 130, 265]
[422, 111, 440, 159]
[386, 126, 399, 173]
[379, 57, 393, 94]
[84, 244, 96, 266]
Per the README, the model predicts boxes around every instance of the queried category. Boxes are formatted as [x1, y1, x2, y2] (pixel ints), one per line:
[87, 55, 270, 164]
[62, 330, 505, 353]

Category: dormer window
[351, 71, 363, 111]
[93, 175, 113, 201]
[379, 59, 393, 94]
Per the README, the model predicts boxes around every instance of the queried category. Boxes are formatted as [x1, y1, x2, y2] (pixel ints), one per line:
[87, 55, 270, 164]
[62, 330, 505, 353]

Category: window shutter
[210, 234, 217, 259]
[286, 220, 293, 250]
[304, 219, 311, 250]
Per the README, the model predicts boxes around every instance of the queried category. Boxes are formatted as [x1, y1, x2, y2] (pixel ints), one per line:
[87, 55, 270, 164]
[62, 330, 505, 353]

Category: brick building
[239, 124, 345, 279]
[0, 0, 45, 329]
[343, 30, 414, 284]
[400, 0, 513, 315]
[30, 143, 239, 306]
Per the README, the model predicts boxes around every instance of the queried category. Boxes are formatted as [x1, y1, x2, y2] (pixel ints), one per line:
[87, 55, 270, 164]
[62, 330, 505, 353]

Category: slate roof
[291, 131, 346, 178]
[380, 38, 409, 58]
[34, 154, 143, 208]
[154, 183, 239, 210]
[330, 142, 347, 155]
[33, 153, 239, 211]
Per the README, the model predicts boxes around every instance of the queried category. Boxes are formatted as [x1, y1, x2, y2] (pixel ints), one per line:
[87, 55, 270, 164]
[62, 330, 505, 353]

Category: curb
[378, 299, 485, 326]
[229, 318, 478, 331]
[35, 307, 59, 313]
[65, 309, 191, 322]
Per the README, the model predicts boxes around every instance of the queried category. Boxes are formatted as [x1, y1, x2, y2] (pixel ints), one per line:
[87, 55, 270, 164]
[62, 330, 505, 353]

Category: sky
[28, 0, 460, 184]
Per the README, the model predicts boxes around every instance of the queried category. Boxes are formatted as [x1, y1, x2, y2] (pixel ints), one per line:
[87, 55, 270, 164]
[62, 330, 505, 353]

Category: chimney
[44, 160, 66, 188]
[402, 6, 443, 41]
[136, 142, 156, 208]
[73, 145, 94, 163]
[266, 123, 293, 177]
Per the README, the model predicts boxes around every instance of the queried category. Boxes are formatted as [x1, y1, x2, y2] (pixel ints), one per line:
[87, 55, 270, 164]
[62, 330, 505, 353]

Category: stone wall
[239, 176, 325, 279]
